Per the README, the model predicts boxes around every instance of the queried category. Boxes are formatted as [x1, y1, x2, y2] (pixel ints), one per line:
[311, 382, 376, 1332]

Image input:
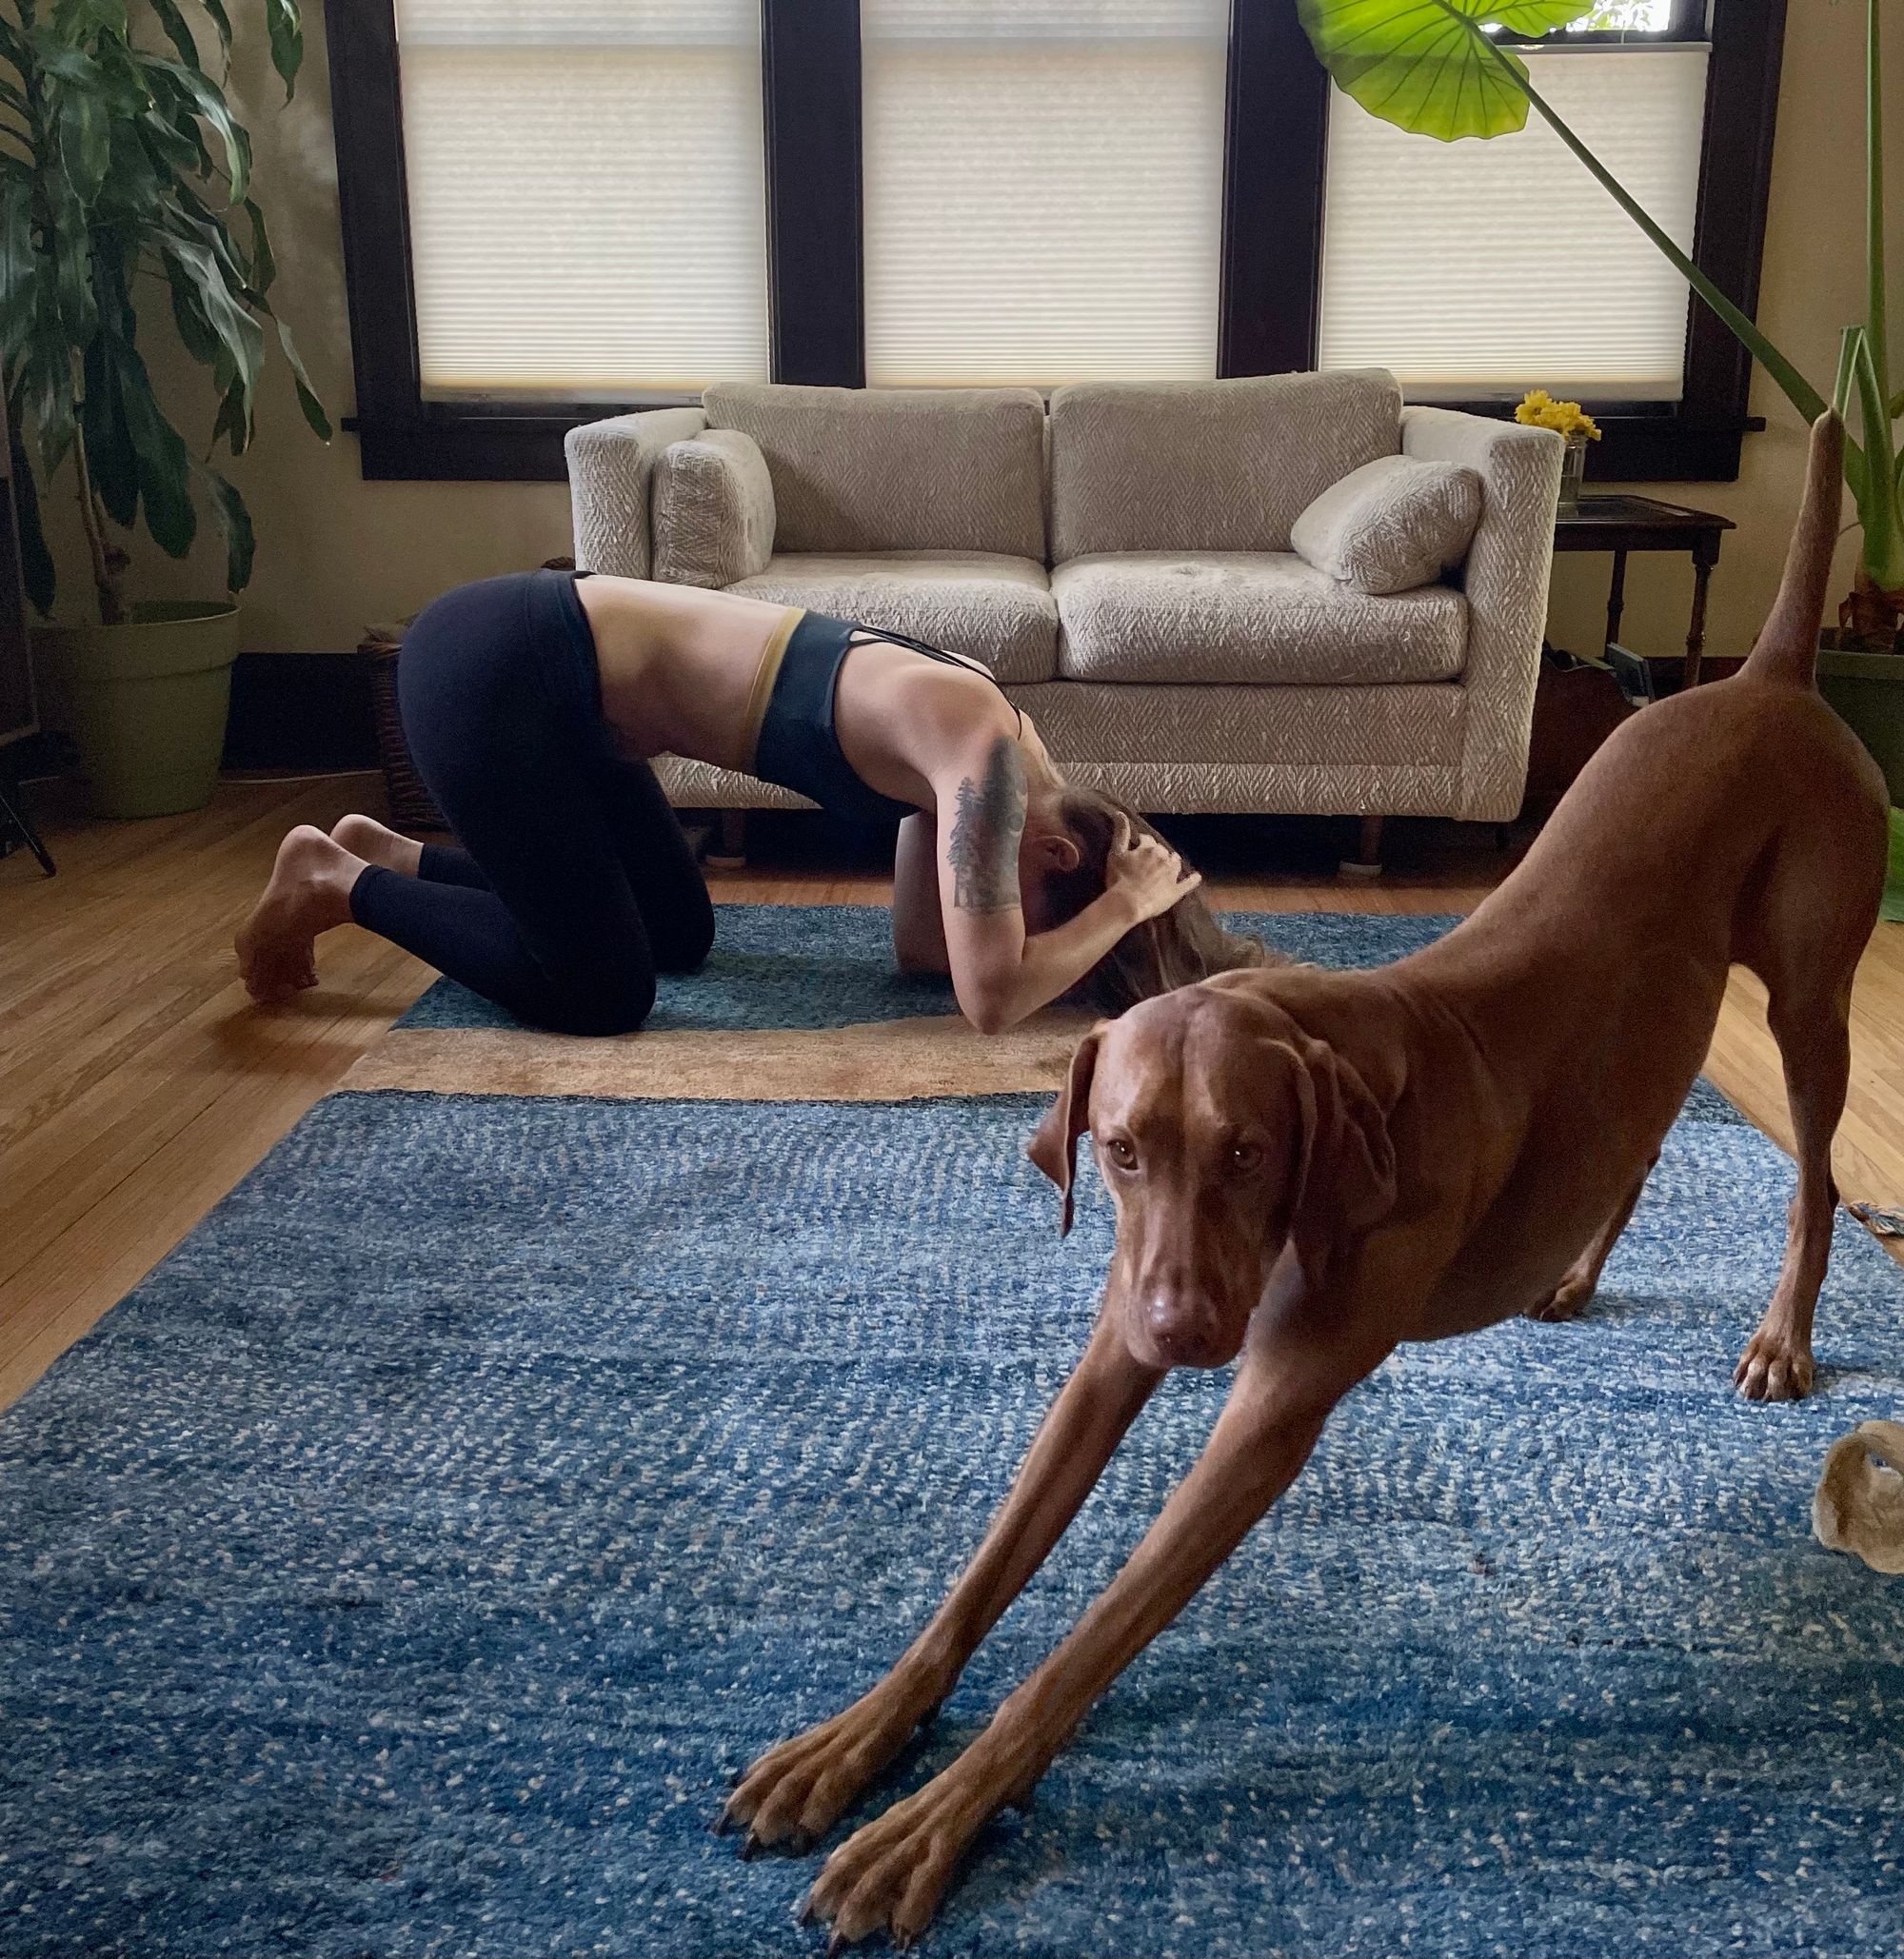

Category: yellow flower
[1517, 389, 1600, 442]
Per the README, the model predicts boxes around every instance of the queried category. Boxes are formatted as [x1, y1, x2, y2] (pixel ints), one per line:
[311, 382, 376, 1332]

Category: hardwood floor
[3, 775, 1900, 1414]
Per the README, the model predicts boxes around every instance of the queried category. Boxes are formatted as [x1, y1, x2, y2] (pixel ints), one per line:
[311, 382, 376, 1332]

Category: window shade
[395, 0, 768, 398]
[861, 0, 1228, 387]
[1319, 48, 1710, 401]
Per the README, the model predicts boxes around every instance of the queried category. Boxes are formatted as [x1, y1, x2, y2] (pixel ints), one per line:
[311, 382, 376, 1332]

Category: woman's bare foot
[330, 812, 424, 877]
[235, 825, 366, 1003]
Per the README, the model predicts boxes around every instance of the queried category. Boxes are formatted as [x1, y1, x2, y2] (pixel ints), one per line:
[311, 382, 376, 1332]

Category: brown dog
[722, 412, 1889, 1949]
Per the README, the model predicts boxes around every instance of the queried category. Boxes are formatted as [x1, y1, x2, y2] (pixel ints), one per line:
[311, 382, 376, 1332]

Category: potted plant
[4, 0, 328, 819]
[1299, 0, 1904, 908]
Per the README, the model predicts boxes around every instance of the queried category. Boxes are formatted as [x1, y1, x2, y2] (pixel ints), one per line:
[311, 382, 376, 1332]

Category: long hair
[1038, 786, 1276, 1014]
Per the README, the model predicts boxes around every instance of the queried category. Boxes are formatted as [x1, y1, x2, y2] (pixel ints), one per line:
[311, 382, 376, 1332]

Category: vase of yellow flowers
[1517, 392, 1601, 513]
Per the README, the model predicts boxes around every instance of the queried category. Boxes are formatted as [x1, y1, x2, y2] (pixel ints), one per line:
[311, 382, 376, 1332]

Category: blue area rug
[2, 1078, 1900, 1949]
[396, 905, 1461, 1032]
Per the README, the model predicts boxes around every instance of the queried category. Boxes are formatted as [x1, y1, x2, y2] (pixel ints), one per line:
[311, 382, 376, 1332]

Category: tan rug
[345, 1011, 1096, 1102]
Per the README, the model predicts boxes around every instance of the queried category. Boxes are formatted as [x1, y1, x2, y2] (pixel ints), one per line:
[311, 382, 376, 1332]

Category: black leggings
[349, 570, 714, 1035]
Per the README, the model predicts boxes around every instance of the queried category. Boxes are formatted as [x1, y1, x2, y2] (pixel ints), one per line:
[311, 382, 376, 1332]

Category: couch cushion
[703, 384, 1047, 559]
[1053, 552, 1466, 685]
[651, 430, 777, 589]
[1291, 454, 1482, 596]
[1049, 370, 1402, 561]
[724, 552, 1060, 683]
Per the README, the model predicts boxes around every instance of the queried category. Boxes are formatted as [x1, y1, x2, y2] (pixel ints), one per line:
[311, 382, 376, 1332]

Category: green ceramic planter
[32, 601, 241, 818]
[1818, 643, 1904, 808]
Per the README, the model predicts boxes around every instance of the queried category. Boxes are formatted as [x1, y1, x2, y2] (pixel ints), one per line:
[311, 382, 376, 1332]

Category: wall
[46, 0, 1904, 663]
[1544, 0, 1902, 663]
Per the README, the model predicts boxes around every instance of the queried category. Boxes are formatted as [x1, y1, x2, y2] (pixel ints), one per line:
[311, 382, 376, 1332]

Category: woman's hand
[1102, 814, 1200, 924]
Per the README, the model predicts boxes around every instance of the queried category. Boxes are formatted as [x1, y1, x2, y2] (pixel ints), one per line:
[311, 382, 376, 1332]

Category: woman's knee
[651, 899, 715, 977]
[545, 965, 657, 1037]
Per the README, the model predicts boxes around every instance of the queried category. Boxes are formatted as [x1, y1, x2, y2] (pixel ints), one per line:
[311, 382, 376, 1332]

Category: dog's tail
[1742, 408, 1845, 688]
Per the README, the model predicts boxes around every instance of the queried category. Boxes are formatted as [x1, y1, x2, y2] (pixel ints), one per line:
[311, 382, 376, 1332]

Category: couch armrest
[565, 406, 708, 580]
[652, 428, 777, 588]
[1401, 405, 1562, 821]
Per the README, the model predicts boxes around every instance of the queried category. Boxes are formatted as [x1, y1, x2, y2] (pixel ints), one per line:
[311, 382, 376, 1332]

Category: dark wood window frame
[326, 0, 1784, 485]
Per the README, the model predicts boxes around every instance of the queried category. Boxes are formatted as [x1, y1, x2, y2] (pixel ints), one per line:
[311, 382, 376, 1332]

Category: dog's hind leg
[1735, 982, 1854, 1401]
[1526, 1151, 1657, 1323]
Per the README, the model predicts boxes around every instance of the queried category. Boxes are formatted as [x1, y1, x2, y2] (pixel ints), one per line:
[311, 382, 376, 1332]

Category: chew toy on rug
[1814, 1420, 1904, 1573]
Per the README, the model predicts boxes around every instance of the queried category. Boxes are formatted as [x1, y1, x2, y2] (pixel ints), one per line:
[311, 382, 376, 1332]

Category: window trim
[327, 0, 1785, 484]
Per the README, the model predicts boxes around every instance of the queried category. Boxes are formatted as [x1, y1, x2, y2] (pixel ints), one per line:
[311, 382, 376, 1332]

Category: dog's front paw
[720, 1684, 933, 1857]
[1735, 1327, 1815, 1401]
[800, 1765, 997, 1951]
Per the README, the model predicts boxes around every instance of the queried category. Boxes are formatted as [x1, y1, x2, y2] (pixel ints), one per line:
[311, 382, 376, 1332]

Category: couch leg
[1339, 814, 1385, 881]
[705, 809, 748, 871]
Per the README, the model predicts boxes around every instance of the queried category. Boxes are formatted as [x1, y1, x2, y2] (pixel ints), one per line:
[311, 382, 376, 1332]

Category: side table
[1551, 493, 1736, 702]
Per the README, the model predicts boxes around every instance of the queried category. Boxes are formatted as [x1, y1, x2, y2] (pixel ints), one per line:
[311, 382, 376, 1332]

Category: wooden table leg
[1604, 548, 1628, 658]
[1685, 537, 1717, 689]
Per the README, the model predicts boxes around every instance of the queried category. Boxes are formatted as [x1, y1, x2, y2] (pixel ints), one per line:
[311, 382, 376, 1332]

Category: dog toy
[1813, 1420, 1904, 1574]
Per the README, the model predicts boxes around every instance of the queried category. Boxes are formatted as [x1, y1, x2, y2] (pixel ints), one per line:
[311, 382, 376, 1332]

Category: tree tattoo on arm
[946, 738, 1027, 913]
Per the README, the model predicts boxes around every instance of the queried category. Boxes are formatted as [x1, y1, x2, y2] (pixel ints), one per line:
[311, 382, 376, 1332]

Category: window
[1319, 45, 1710, 401]
[860, 0, 1229, 386]
[324, 0, 1788, 483]
[394, 0, 769, 398]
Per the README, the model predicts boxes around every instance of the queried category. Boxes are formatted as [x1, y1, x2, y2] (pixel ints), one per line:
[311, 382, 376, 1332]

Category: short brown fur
[724, 414, 1889, 1949]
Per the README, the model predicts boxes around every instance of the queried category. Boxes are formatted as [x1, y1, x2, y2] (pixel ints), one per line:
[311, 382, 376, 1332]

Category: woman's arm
[935, 737, 1194, 1034]
[892, 812, 951, 974]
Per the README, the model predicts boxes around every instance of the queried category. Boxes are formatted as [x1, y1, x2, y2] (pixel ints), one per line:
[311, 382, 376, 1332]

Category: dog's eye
[1229, 1140, 1263, 1175]
[1104, 1137, 1139, 1172]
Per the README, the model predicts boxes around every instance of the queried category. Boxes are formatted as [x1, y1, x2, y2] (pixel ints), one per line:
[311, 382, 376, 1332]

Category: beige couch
[565, 372, 1562, 823]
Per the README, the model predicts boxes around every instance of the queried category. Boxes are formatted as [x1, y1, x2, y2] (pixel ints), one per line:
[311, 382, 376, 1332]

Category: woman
[236, 570, 1265, 1034]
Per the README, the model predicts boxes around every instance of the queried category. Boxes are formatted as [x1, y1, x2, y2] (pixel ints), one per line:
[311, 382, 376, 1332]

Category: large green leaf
[160, 249, 221, 367]
[25, 319, 77, 481]
[44, 174, 97, 344]
[210, 375, 247, 456]
[57, 88, 111, 203]
[241, 197, 275, 297]
[111, 339, 197, 557]
[28, 38, 105, 90]
[199, 0, 233, 65]
[169, 185, 254, 289]
[0, 173, 40, 373]
[81, 333, 139, 527]
[8, 395, 56, 615]
[146, 0, 207, 76]
[275, 318, 329, 442]
[156, 231, 264, 398]
[51, 1, 129, 38]
[140, 54, 248, 202]
[200, 463, 253, 592]
[1297, 0, 1584, 141]
[264, 0, 302, 101]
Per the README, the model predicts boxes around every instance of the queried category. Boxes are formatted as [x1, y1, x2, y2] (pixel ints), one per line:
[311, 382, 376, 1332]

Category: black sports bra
[742, 608, 1021, 827]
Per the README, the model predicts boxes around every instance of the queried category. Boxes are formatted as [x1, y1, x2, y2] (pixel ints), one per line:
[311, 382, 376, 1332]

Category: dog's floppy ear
[1288, 1037, 1398, 1286]
[1027, 1028, 1102, 1237]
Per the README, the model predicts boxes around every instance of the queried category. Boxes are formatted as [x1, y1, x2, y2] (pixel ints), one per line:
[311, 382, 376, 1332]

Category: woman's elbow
[958, 984, 1021, 1036]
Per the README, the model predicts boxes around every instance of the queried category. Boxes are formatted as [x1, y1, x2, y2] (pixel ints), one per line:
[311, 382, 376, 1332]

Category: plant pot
[32, 601, 242, 818]
[1818, 640, 1904, 807]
